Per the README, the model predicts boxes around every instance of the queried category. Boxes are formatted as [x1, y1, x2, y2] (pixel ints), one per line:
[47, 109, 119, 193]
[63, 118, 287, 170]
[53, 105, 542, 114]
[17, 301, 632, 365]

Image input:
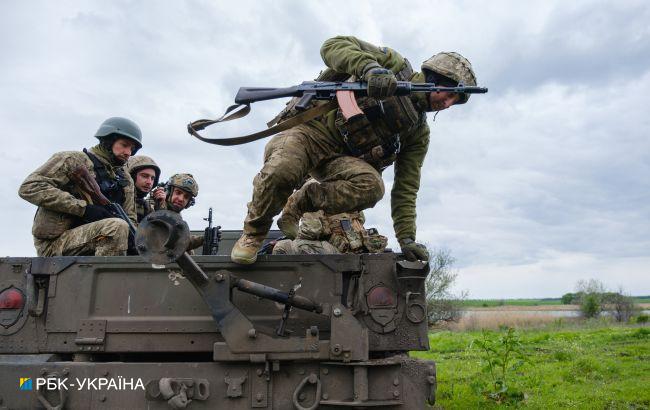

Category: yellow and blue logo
[19, 378, 32, 391]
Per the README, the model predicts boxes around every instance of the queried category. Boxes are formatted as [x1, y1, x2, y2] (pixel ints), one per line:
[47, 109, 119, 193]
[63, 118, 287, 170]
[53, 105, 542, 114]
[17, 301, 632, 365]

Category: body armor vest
[270, 60, 425, 171]
[335, 59, 425, 170]
[84, 149, 128, 205]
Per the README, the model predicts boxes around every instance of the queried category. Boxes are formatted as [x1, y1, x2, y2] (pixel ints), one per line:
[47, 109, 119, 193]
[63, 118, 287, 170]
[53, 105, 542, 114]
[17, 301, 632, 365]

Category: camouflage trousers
[272, 238, 340, 255]
[244, 124, 385, 235]
[34, 218, 129, 257]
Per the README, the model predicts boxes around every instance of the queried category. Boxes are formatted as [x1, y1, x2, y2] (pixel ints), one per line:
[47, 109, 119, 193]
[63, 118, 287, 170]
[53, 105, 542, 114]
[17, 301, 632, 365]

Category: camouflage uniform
[18, 147, 137, 257]
[273, 211, 387, 255]
[243, 37, 430, 238]
[234, 35, 477, 264]
[126, 155, 160, 223]
[154, 173, 204, 252]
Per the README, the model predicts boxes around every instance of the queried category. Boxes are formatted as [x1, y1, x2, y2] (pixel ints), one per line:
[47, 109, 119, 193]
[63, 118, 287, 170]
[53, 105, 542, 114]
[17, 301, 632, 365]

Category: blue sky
[1, 0, 648, 298]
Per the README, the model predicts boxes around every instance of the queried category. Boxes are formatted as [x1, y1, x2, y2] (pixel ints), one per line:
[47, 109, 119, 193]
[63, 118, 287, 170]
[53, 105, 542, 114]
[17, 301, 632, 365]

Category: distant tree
[425, 249, 466, 326]
[575, 279, 606, 319]
[576, 279, 606, 295]
[603, 288, 640, 322]
[561, 293, 575, 305]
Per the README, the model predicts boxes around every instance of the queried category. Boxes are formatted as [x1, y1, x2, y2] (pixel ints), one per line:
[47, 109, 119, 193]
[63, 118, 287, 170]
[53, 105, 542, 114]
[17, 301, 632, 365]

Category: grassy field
[413, 323, 650, 409]
[461, 296, 650, 308]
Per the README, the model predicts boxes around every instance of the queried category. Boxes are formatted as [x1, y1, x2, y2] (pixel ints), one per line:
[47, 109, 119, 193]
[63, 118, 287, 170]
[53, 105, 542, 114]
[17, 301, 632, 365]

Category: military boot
[277, 193, 303, 240]
[231, 233, 266, 265]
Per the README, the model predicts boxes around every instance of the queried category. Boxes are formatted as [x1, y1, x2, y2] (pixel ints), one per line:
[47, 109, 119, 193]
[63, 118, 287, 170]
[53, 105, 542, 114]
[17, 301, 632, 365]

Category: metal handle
[292, 373, 321, 410]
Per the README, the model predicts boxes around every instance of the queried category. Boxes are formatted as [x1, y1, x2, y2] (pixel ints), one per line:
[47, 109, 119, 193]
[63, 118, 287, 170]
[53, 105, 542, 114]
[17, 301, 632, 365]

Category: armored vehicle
[0, 211, 436, 409]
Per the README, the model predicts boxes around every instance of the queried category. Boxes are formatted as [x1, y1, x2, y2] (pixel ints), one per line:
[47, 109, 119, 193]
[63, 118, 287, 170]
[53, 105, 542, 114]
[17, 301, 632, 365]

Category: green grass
[461, 298, 563, 307]
[412, 324, 650, 409]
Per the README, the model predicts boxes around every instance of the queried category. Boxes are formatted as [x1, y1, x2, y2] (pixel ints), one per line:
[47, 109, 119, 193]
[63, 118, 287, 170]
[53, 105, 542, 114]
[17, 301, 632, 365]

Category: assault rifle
[188, 80, 488, 146]
[235, 80, 488, 110]
[69, 166, 137, 237]
[202, 207, 221, 255]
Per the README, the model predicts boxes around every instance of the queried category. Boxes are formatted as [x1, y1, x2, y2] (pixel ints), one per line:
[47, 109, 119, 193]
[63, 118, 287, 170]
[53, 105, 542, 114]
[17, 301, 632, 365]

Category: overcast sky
[2, 0, 648, 298]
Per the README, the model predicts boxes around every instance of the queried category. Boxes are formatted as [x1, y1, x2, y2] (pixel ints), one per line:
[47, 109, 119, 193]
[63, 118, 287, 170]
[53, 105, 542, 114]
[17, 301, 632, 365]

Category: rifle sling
[187, 100, 337, 146]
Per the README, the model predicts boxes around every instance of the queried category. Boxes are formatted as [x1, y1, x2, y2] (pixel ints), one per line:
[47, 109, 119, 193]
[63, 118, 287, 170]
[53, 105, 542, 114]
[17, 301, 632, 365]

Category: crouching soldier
[151, 173, 204, 251]
[126, 155, 161, 223]
[272, 210, 387, 255]
[19, 117, 141, 256]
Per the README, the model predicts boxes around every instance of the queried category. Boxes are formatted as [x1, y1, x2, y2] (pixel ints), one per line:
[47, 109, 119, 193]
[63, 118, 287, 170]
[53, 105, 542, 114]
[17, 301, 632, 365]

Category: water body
[462, 309, 650, 318]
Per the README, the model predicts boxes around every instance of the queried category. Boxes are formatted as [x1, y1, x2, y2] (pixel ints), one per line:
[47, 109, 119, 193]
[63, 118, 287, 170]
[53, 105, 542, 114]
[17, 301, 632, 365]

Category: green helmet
[421, 52, 476, 104]
[126, 155, 161, 186]
[95, 117, 143, 153]
[166, 173, 199, 208]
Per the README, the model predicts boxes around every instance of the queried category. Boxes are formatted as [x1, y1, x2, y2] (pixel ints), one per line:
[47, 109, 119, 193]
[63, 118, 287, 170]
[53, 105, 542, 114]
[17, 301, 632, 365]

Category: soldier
[18, 117, 141, 256]
[231, 35, 478, 264]
[151, 173, 198, 213]
[272, 210, 387, 256]
[151, 173, 204, 251]
[126, 155, 161, 223]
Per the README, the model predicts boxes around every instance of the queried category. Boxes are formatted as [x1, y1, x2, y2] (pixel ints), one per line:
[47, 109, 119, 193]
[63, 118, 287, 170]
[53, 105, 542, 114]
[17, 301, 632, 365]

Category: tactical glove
[363, 63, 397, 99]
[399, 238, 430, 262]
[83, 204, 112, 223]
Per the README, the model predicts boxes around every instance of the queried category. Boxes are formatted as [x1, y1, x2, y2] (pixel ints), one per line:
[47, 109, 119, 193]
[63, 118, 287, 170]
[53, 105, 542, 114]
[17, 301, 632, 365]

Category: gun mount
[0, 210, 437, 408]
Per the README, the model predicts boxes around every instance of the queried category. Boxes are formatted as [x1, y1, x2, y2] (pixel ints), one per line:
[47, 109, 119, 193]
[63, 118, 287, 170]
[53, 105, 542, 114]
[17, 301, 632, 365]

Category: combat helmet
[126, 155, 161, 186]
[421, 52, 476, 104]
[166, 173, 199, 208]
[95, 117, 143, 154]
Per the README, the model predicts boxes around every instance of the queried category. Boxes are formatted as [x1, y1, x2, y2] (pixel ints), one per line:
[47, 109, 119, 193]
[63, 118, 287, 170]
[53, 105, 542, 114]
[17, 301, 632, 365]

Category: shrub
[602, 290, 641, 322]
[580, 293, 602, 318]
[425, 249, 466, 326]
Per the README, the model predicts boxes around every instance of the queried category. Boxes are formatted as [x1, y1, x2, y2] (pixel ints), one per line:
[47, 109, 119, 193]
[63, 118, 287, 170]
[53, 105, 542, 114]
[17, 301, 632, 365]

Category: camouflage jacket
[318, 36, 430, 242]
[18, 148, 136, 240]
[135, 194, 155, 223]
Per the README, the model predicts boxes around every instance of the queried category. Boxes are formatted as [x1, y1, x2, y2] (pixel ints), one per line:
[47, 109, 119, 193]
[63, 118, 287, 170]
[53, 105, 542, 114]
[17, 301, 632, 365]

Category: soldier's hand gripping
[83, 204, 113, 223]
[399, 238, 430, 262]
[363, 63, 397, 99]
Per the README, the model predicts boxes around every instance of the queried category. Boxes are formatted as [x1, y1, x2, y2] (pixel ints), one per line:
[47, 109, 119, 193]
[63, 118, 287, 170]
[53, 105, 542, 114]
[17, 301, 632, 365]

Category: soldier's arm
[121, 171, 138, 224]
[320, 35, 406, 77]
[18, 152, 88, 217]
[391, 122, 430, 241]
[187, 235, 204, 252]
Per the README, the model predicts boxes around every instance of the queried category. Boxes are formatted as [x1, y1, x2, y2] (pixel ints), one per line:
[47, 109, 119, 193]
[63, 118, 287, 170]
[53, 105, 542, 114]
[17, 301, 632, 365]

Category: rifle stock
[69, 167, 111, 206]
[235, 85, 301, 105]
[69, 166, 136, 236]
